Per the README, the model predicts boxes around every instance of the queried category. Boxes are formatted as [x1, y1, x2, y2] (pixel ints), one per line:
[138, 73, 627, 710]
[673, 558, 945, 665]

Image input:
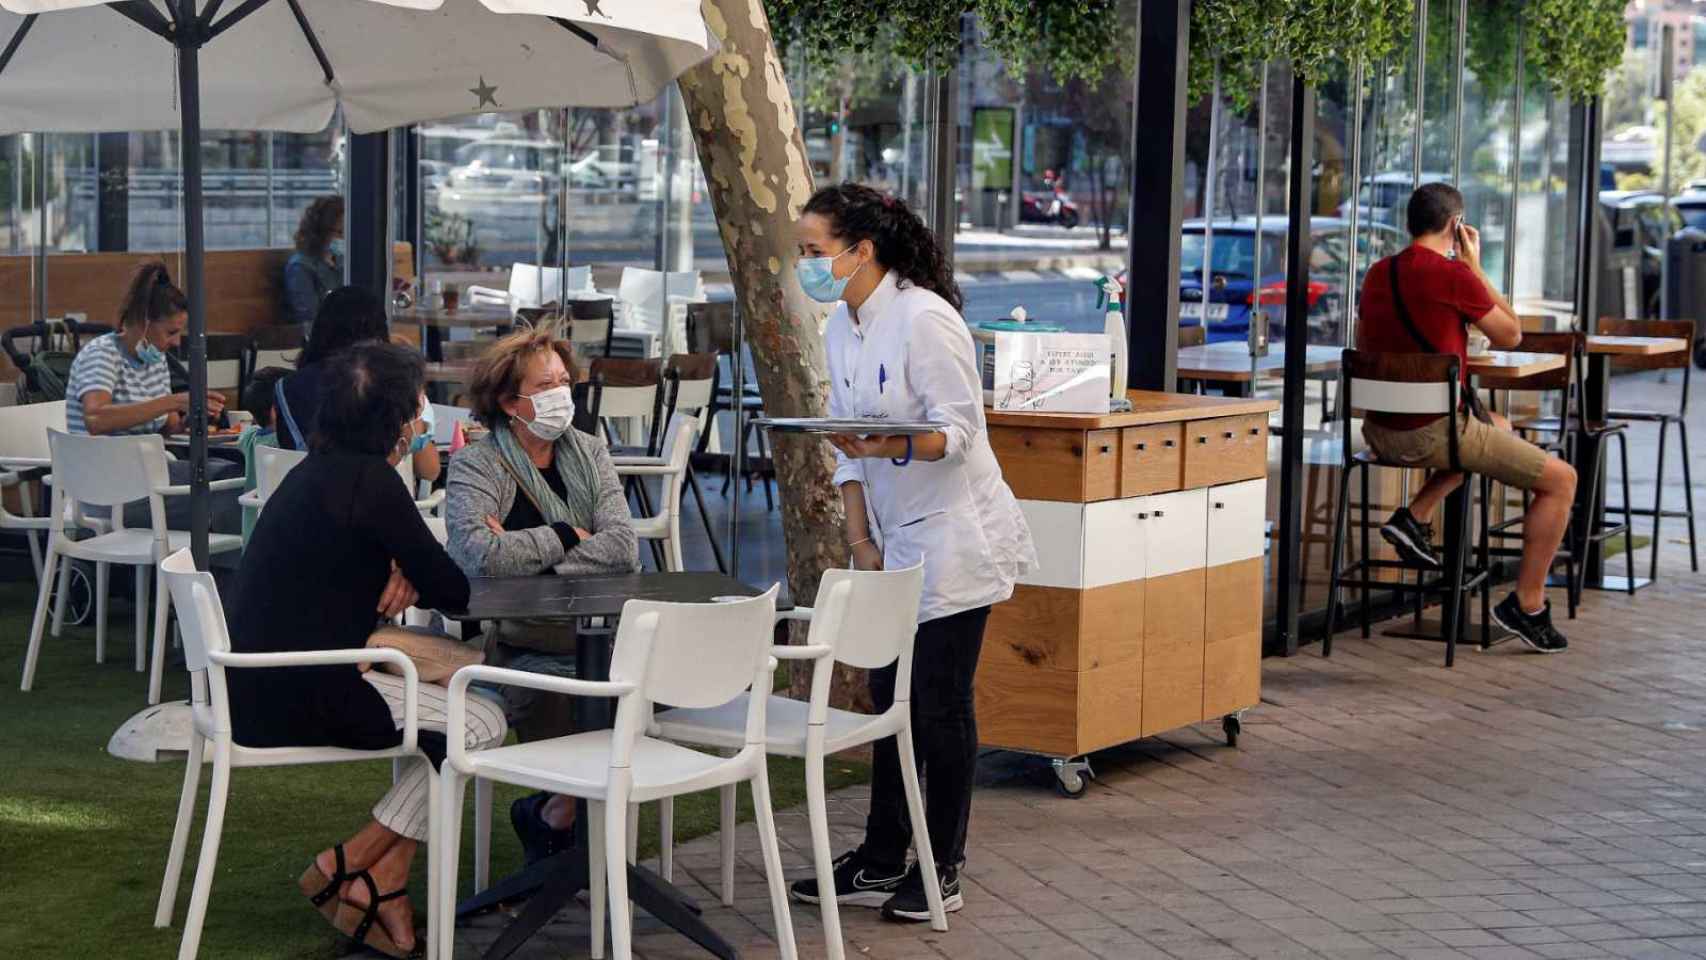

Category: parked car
[1338, 171, 1453, 226]
[1672, 189, 1706, 231]
[1131, 216, 1406, 345]
[436, 138, 562, 215]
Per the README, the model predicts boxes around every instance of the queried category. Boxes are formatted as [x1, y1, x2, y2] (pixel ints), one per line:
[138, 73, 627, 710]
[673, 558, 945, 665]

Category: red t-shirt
[1356, 246, 1495, 429]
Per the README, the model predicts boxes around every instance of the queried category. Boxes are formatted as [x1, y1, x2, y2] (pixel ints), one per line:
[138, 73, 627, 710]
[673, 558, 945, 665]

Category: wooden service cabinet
[981, 391, 1277, 762]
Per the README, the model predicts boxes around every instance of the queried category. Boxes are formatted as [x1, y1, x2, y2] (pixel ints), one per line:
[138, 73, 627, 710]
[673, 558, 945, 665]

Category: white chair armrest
[237, 492, 263, 509]
[209, 648, 418, 752]
[614, 464, 677, 477]
[776, 606, 813, 624]
[0, 456, 49, 470]
[155, 476, 247, 497]
[415, 489, 447, 513]
[609, 454, 666, 467]
[771, 643, 833, 661]
[445, 665, 636, 770]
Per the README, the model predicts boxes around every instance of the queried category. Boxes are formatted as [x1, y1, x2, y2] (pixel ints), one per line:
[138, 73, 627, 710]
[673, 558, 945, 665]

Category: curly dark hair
[802, 183, 962, 312]
[117, 260, 189, 331]
[311, 342, 424, 457]
[294, 195, 344, 259]
[298, 285, 389, 367]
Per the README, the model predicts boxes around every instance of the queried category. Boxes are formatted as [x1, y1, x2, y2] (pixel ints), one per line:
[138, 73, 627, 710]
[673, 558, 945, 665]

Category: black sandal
[332, 871, 420, 959]
[296, 843, 352, 922]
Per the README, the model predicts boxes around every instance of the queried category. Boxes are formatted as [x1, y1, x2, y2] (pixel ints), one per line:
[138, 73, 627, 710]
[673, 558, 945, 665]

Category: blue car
[1176, 216, 1403, 344]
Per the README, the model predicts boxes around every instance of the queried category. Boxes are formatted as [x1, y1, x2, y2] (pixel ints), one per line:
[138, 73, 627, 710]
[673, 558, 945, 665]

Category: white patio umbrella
[0, 0, 715, 567]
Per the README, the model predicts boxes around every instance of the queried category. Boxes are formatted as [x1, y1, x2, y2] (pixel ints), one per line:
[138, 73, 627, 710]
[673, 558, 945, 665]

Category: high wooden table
[981, 390, 1278, 795]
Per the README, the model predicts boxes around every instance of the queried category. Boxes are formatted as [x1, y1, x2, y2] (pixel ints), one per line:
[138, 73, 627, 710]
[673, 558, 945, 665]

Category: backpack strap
[274, 377, 308, 450]
[1388, 255, 1491, 424]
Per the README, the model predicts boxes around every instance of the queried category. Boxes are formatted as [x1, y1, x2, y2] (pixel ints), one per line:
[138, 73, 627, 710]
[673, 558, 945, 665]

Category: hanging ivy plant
[1282, 0, 1414, 89]
[1465, 0, 1521, 97]
[1524, 0, 1626, 100]
[1186, 0, 1274, 111]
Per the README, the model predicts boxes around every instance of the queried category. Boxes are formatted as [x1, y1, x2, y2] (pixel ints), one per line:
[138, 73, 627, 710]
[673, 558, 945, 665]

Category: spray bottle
[1096, 275, 1130, 405]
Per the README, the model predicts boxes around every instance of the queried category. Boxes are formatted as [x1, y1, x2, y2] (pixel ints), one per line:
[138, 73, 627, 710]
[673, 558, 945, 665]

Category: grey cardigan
[446, 430, 639, 578]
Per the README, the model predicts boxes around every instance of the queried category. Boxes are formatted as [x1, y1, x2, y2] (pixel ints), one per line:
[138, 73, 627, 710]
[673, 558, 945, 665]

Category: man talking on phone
[1355, 182, 1577, 653]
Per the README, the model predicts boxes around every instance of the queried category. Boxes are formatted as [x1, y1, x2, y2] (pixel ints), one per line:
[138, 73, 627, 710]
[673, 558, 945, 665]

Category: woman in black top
[230, 342, 506, 957]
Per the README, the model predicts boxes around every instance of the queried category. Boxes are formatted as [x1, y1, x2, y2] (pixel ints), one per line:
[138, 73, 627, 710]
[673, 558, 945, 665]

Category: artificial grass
[0, 579, 867, 958]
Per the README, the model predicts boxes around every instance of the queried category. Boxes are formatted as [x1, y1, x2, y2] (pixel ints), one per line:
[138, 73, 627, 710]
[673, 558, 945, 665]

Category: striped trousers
[365, 671, 507, 841]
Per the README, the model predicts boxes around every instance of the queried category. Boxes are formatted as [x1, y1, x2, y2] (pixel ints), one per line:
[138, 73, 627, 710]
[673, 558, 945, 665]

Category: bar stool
[1323, 350, 1491, 667]
[1503, 331, 1635, 609]
[1598, 318, 1696, 582]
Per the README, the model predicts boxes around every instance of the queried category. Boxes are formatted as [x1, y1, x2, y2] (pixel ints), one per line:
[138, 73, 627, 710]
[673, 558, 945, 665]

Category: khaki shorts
[1362, 415, 1549, 490]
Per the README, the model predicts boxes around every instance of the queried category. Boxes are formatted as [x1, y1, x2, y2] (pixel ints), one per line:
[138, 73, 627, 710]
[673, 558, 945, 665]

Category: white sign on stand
[990, 332, 1112, 414]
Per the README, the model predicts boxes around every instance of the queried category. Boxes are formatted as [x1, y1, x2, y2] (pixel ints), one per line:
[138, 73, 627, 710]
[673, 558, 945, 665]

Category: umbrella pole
[176, 10, 211, 570]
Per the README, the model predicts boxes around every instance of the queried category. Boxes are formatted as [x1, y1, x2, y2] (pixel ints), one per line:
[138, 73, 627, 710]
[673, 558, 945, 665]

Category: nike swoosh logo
[851, 869, 901, 890]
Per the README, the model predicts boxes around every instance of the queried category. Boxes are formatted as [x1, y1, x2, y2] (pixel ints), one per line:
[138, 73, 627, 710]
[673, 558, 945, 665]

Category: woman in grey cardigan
[445, 328, 637, 860]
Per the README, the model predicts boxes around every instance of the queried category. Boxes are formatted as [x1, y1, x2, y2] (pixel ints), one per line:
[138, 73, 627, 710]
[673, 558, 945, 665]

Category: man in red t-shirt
[1356, 182, 1577, 653]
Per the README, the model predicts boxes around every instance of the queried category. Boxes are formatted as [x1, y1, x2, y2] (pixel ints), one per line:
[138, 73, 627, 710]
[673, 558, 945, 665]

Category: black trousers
[861, 604, 990, 872]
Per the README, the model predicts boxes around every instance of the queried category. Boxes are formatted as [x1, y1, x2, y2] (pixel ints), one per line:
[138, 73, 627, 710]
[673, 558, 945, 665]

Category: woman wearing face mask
[444, 328, 637, 859]
[789, 183, 1034, 923]
[283, 194, 345, 330]
[64, 260, 241, 533]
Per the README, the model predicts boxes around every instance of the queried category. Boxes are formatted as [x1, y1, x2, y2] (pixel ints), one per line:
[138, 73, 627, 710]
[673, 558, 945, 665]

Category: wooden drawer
[1182, 414, 1268, 488]
[1118, 423, 1183, 497]
[989, 426, 1120, 502]
[1141, 488, 1207, 578]
[1203, 558, 1262, 718]
[1140, 568, 1205, 737]
[1206, 478, 1267, 567]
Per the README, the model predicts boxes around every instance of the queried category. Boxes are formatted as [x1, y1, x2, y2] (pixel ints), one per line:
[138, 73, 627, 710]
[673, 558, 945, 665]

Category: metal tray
[751, 417, 946, 436]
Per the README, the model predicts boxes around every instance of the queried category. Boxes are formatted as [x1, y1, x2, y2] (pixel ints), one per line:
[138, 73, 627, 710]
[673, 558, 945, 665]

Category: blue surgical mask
[329, 238, 345, 261]
[135, 324, 165, 366]
[797, 247, 863, 304]
[407, 398, 433, 453]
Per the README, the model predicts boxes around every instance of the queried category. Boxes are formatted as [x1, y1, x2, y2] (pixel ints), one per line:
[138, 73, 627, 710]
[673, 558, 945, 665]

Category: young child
[238, 366, 290, 543]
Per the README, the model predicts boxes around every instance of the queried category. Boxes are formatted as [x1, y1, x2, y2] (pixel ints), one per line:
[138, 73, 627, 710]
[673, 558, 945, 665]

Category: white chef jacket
[826, 271, 1036, 623]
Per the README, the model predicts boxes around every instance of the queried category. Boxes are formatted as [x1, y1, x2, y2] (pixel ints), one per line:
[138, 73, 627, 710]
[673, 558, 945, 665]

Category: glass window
[1179, 229, 1286, 279]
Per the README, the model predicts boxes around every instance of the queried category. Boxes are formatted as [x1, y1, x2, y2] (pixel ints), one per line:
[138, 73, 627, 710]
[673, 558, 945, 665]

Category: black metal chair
[1499, 331, 1635, 611]
[685, 301, 775, 509]
[1323, 350, 1491, 667]
[1599, 318, 1696, 582]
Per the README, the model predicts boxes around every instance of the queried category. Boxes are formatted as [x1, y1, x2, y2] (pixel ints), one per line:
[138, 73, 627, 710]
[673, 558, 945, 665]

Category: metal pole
[558, 107, 569, 303]
[901, 71, 916, 203]
[1345, 57, 1364, 348]
[926, 59, 960, 265]
[727, 300, 743, 578]
[1504, 19, 1523, 299]
[1250, 60, 1267, 382]
[1126, 0, 1188, 391]
[34, 133, 46, 325]
[264, 130, 274, 245]
[1203, 65, 1220, 334]
[1412, 0, 1427, 190]
[1452, 0, 1466, 184]
[175, 0, 211, 569]
[1662, 24, 1675, 320]
[1276, 74, 1316, 655]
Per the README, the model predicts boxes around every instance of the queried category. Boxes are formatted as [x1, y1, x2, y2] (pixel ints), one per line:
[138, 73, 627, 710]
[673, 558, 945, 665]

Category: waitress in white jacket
[788, 183, 1035, 923]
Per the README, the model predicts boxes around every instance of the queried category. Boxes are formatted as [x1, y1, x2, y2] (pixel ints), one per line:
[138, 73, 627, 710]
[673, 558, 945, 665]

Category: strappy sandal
[332, 871, 420, 959]
[296, 843, 353, 923]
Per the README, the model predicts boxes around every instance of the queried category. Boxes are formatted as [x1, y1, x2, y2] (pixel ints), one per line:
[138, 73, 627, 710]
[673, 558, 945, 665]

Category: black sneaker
[511, 792, 574, 866]
[880, 862, 964, 923]
[790, 850, 907, 908]
[1489, 593, 1568, 654]
[1380, 508, 1443, 569]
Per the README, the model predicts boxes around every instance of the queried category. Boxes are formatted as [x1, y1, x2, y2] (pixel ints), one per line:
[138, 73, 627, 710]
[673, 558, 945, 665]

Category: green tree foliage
[1524, 0, 1627, 100]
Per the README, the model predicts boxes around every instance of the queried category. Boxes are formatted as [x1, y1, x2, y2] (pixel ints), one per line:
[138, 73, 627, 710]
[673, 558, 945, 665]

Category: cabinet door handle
[1249, 426, 1261, 435]
[1136, 512, 1149, 520]
[1135, 442, 1147, 451]
[1197, 436, 1208, 444]
[1164, 439, 1176, 448]
[1223, 430, 1234, 439]
[1100, 444, 1112, 453]
[1153, 509, 1165, 517]
[1214, 501, 1225, 509]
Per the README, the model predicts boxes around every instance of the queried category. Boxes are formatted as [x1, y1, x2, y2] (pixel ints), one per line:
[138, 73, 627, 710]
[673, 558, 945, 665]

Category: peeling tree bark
[680, 0, 870, 709]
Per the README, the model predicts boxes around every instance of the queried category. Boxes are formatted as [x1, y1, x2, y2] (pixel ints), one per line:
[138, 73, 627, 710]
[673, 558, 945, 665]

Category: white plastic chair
[614, 415, 699, 572]
[0, 400, 70, 580]
[20, 431, 244, 705]
[396, 452, 446, 516]
[438, 587, 796, 960]
[150, 549, 449, 960]
[652, 565, 946, 959]
[236, 444, 308, 515]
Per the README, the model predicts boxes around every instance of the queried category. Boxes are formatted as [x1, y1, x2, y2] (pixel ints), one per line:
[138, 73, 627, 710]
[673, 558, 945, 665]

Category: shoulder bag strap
[274, 377, 308, 449]
[1388, 256, 1491, 423]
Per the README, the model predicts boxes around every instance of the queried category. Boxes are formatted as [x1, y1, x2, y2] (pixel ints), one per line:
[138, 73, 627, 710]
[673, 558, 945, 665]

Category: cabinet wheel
[1222, 714, 1242, 748]
[1051, 758, 1093, 798]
